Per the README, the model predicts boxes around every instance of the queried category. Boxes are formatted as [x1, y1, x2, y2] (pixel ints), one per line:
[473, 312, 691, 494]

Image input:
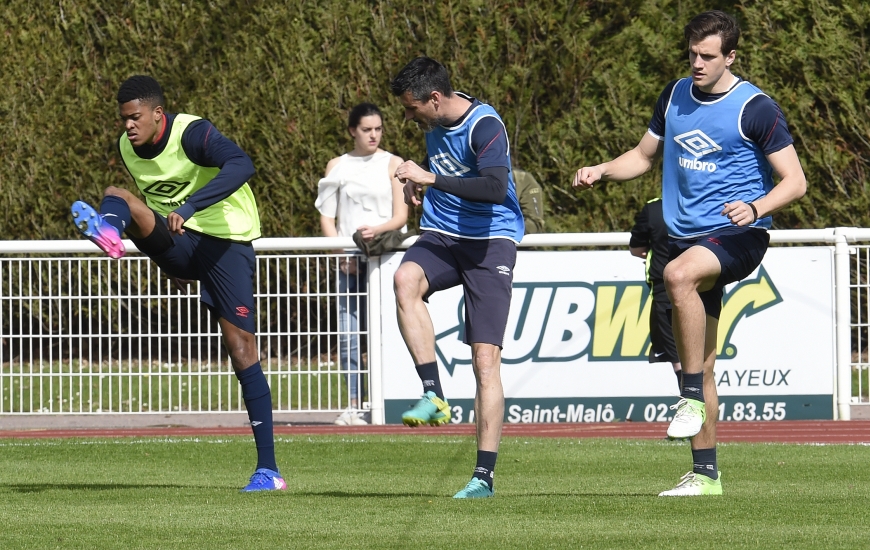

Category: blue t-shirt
[421, 94, 524, 242]
[649, 77, 795, 238]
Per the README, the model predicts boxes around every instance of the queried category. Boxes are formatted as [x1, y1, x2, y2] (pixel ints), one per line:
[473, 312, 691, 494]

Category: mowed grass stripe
[0, 435, 867, 549]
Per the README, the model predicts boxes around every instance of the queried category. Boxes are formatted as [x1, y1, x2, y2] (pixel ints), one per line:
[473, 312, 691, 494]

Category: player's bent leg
[394, 260, 452, 427]
[103, 186, 156, 239]
[664, 267, 718, 439]
[393, 261, 436, 364]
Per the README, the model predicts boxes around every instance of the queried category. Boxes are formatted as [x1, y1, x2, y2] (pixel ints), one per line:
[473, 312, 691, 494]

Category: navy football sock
[236, 362, 278, 473]
[415, 362, 444, 400]
[680, 372, 704, 403]
[692, 447, 718, 480]
[99, 195, 131, 235]
[472, 450, 498, 489]
[674, 368, 683, 393]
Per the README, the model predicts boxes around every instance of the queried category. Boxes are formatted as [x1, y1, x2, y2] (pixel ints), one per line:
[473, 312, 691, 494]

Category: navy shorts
[132, 217, 257, 334]
[401, 231, 516, 347]
[648, 282, 678, 364]
[668, 226, 769, 319]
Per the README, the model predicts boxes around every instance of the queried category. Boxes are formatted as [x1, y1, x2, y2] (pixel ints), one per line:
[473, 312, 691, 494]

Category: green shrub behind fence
[1, 1, 868, 233]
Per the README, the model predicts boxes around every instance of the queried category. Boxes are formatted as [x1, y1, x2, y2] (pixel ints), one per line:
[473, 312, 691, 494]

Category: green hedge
[2, 0, 868, 240]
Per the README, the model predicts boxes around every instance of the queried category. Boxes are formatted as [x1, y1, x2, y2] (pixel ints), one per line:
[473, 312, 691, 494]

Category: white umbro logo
[674, 129, 721, 157]
[251, 421, 262, 427]
[430, 152, 472, 176]
[496, 265, 511, 276]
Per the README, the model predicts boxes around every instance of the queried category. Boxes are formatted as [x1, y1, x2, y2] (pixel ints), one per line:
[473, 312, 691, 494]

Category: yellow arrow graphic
[716, 266, 782, 358]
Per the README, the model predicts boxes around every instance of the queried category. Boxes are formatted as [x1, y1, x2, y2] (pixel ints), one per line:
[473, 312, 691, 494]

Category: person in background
[315, 102, 407, 426]
[629, 197, 681, 390]
[513, 168, 545, 234]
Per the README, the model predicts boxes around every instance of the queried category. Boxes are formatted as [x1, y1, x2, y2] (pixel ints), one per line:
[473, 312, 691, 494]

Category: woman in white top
[315, 103, 407, 425]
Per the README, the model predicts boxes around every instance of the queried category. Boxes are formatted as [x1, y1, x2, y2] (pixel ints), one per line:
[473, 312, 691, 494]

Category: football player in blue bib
[574, 11, 806, 496]
[390, 57, 524, 499]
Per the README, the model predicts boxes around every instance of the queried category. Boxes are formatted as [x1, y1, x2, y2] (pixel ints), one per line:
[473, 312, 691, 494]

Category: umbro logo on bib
[674, 130, 720, 172]
[430, 153, 471, 176]
[143, 180, 191, 198]
[674, 130, 721, 157]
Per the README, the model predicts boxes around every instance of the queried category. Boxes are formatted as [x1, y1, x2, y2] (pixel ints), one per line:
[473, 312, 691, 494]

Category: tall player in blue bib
[390, 57, 524, 499]
[574, 12, 806, 496]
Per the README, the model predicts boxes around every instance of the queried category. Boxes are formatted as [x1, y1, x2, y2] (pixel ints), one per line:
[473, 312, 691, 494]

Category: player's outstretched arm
[573, 133, 662, 190]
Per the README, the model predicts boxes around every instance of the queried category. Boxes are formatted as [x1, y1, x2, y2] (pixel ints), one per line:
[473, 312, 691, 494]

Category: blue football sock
[680, 372, 704, 403]
[472, 450, 498, 489]
[236, 362, 278, 473]
[415, 361, 444, 400]
[692, 447, 718, 480]
[99, 195, 131, 235]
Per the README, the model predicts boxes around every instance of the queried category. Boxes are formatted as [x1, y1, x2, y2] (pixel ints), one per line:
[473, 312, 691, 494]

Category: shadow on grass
[298, 491, 657, 498]
[4, 483, 196, 493]
[298, 491, 443, 498]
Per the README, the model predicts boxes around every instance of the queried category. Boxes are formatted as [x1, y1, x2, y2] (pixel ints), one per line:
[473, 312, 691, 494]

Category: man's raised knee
[394, 264, 425, 303]
[103, 186, 134, 203]
[664, 262, 696, 294]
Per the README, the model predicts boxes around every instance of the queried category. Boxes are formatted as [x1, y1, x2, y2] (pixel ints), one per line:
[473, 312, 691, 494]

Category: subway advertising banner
[379, 247, 835, 424]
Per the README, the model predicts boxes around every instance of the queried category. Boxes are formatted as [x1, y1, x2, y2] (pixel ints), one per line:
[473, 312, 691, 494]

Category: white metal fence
[0, 237, 368, 417]
[2, 229, 870, 421]
[849, 243, 870, 410]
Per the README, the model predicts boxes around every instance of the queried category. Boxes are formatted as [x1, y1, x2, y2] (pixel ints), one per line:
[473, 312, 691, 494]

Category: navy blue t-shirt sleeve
[430, 115, 510, 203]
[741, 95, 795, 155]
[648, 80, 679, 139]
[472, 115, 510, 170]
[175, 119, 255, 220]
[432, 166, 508, 203]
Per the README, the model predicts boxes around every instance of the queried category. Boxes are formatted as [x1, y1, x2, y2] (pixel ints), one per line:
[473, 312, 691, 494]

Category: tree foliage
[1, 0, 868, 239]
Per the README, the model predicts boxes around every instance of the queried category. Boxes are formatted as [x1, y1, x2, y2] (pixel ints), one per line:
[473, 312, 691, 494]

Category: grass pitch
[0, 434, 867, 549]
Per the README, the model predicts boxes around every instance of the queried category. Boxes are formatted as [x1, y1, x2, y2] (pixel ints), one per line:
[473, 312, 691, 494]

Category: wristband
[749, 203, 758, 223]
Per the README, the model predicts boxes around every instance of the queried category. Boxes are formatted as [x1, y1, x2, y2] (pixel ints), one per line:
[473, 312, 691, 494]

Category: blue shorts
[669, 226, 769, 319]
[401, 231, 516, 347]
[134, 220, 257, 334]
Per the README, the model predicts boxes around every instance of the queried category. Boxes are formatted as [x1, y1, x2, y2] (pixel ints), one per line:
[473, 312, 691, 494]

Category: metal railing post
[367, 257, 385, 424]
[834, 227, 852, 420]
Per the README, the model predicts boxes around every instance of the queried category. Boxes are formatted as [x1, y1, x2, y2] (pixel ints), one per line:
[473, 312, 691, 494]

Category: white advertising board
[379, 247, 835, 423]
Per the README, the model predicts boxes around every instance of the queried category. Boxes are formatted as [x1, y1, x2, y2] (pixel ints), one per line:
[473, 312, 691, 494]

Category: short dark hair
[348, 102, 383, 129]
[389, 57, 453, 101]
[684, 10, 740, 55]
[116, 75, 165, 107]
